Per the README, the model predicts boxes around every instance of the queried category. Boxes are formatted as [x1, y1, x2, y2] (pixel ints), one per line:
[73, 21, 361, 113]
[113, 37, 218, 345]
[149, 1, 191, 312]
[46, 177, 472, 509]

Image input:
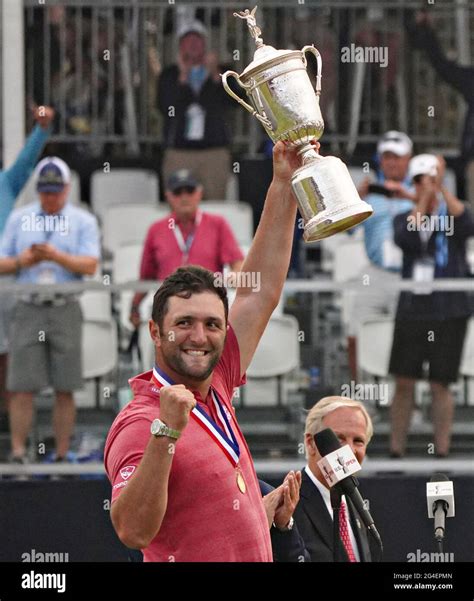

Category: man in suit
[294, 396, 381, 562]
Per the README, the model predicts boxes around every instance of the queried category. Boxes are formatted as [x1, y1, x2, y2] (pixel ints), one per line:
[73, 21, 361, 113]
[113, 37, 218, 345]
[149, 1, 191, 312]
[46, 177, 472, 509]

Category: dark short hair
[151, 266, 229, 330]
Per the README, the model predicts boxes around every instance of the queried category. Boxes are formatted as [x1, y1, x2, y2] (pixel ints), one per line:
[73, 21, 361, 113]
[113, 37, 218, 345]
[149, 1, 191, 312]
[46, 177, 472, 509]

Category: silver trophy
[222, 6, 373, 241]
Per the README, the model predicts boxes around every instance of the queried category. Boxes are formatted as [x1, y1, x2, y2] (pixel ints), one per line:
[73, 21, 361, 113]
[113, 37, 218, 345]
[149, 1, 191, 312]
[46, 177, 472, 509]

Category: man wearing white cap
[347, 131, 416, 378]
[157, 20, 235, 200]
[0, 157, 100, 464]
[389, 154, 474, 457]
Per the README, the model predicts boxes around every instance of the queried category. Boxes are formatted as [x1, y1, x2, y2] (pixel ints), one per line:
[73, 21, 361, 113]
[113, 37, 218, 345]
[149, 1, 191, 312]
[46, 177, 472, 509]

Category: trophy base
[303, 206, 372, 242]
[291, 155, 373, 242]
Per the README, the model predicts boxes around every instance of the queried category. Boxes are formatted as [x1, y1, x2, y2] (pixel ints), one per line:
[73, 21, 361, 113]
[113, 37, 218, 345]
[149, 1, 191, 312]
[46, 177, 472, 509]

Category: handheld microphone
[314, 428, 382, 552]
[426, 473, 455, 544]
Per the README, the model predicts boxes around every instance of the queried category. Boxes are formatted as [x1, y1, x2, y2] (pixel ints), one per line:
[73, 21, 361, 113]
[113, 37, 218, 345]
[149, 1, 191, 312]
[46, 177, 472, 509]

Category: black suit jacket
[293, 470, 380, 562]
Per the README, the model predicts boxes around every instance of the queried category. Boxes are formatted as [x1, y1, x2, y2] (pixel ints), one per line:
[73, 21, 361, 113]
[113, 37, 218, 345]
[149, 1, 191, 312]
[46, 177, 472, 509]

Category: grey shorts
[7, 300, 83, 392]
[0, 276, 16, 353]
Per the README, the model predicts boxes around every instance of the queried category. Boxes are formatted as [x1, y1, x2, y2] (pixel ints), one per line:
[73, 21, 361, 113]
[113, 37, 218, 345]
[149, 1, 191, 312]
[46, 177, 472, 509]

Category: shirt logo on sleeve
[120, 465, 136, 480]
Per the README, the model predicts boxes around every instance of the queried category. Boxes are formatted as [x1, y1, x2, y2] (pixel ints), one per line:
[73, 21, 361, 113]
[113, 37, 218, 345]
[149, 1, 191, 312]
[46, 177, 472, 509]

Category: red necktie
[339, 501, 357, 562]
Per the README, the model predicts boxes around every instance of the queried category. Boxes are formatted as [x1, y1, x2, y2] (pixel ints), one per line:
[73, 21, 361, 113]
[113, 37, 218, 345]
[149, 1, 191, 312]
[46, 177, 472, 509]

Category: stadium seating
[102, 203, 166, 255]
[112, 243, 144, 336]
[90, 168, 159, 221]
[80, 291, 118, 408]
[200, 201, 254, 247]
[357, 318, 394, 379]
[460, 317, 474, 405]
[242, 314, 300, 406]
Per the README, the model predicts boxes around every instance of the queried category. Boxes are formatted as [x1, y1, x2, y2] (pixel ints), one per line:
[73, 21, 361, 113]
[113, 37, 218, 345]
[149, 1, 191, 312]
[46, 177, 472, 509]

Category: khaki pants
[162, 147, 231, 200]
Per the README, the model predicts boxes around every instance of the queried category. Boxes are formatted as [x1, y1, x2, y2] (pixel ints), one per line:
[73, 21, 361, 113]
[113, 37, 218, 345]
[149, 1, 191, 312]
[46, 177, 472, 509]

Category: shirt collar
[171, 209, 202, 228]
[305, 465, 330, 503]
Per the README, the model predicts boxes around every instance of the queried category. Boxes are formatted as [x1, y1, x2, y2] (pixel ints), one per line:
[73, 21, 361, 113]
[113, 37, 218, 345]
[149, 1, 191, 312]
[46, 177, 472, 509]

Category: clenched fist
[32, 104, 55, 130]
[159, 384, 197, 432]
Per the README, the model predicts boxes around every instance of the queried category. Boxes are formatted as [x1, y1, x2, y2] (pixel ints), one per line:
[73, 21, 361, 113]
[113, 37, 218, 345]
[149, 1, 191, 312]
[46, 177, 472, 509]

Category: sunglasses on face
[172, 186, 196, 196]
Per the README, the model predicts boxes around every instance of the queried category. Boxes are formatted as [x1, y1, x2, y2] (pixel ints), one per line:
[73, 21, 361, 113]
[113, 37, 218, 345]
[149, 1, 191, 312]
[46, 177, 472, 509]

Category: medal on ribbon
[152, 366, 246, 493]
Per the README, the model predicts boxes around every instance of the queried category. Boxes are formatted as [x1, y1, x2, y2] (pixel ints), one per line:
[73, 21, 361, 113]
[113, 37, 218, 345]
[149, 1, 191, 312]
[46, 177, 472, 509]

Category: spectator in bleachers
[347, 131, 416, 379]
[0, 157, 100, 464]
[389, 154, 474, 457]
[157, 20, 235, 200]
[130, 169, 243, 327]
[0, 105, 55, 433]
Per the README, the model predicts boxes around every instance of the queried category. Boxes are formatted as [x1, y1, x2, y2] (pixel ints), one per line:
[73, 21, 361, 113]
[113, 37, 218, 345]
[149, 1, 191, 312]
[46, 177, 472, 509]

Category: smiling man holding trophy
[222, 6, 373, 241]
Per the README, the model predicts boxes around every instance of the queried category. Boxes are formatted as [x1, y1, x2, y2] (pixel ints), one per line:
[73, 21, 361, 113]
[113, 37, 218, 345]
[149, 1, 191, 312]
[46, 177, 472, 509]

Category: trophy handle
[301, 45, 322, 98]
[221, 70, 272, 129]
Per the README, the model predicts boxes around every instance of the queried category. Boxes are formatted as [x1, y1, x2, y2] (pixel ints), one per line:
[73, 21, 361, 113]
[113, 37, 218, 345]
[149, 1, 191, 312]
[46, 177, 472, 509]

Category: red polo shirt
[139, 211, 244, 280]
[104, 326, 272, 562]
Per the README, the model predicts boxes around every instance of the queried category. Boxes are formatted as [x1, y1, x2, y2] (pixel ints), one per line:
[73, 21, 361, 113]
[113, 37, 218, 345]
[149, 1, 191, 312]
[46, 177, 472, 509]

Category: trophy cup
[222, 7, 373, 241]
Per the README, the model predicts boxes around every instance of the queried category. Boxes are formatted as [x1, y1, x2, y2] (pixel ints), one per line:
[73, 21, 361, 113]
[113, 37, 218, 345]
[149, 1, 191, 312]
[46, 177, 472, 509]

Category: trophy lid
[243, 45, 294, 75]
[235, 7, 296, 76]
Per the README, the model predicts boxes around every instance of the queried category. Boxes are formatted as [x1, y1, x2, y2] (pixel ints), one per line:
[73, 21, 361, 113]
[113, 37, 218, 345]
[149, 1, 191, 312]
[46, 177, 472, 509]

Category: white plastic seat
[357, 318, 395, 378]
[241, 314, 300, 407]
[460, 317, 474, 406]
[82, 321, 118, 380]
[333, 239, 369, 283]
[112, 243, 146, 334]
[460, 318, 474, 378]
[201, 202, 253, 247]
[247, 315, 300, 378]
[137, 293, 156, 370]
[113, 243, 143, 285]
[79, 290, 113, 323]
[79, 291, 118, 407]
[102, 203, 166, 255]
[90, 168, 159, 221]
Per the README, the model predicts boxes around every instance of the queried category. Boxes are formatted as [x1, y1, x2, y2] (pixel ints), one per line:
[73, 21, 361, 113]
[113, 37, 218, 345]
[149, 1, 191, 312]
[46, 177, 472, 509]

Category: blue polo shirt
[0, 201, 100, 283]
[361, 192, 414, 269]
[351, 173, 414, 270]
[0, 125, 50, 236]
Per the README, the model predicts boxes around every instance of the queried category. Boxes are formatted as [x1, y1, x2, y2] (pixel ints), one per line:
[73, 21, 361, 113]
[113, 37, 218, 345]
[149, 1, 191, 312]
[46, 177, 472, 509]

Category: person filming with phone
[346, 131, 416, 379]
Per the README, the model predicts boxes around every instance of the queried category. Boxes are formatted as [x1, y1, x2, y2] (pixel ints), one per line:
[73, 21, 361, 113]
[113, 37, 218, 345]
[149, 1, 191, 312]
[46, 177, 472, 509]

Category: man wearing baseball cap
[157, 20, 236, 200]
[389, 154, 474, 457]
[130, 168, 243, 327]
[346, 131, 416, 379]
[0, 156, 100, 465]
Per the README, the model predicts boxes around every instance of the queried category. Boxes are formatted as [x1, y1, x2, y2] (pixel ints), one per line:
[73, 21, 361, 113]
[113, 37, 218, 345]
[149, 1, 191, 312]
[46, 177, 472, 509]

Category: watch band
[151, 419, 181, 440]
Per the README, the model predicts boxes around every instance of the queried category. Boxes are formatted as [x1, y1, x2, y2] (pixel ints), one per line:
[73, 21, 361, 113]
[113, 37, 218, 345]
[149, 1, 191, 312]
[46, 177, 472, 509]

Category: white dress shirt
[304, 465, 361, 562]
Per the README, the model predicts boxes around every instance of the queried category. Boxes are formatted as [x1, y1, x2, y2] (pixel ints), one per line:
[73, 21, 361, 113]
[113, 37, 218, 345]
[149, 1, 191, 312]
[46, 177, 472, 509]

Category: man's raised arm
[230, 141, 317, 377]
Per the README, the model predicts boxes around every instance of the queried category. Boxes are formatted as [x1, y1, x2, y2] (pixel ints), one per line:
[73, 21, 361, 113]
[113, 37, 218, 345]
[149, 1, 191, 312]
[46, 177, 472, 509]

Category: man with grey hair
[293, 396, 381, 562]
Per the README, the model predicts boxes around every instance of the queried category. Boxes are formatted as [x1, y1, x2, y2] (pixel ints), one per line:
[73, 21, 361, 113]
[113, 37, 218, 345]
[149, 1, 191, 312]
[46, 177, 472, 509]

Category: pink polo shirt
[140, 211, 244, 280]
[104, 326, 272, 562]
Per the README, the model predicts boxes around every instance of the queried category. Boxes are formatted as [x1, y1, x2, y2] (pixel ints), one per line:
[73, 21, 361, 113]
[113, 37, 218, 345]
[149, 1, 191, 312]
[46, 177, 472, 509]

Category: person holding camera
[389, 154, 474, 457]
[347, 131, 416, 379]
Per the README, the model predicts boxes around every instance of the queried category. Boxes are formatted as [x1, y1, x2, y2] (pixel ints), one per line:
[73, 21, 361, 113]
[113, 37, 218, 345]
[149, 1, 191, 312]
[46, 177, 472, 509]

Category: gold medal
[236, 469, 246, 494]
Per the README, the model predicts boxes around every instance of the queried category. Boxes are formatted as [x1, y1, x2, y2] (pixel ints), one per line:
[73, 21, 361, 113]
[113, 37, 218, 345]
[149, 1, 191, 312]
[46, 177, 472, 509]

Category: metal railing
[19, 0, 474, 157]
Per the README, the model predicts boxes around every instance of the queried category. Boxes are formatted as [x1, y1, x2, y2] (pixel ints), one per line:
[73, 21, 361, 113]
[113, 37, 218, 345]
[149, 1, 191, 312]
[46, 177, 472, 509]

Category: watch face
[151, 419, 165, 436]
